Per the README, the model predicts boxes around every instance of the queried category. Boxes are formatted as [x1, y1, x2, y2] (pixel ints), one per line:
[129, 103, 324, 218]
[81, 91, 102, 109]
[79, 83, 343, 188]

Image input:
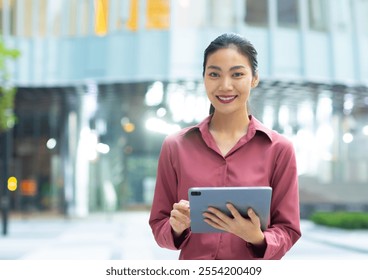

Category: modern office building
[0, 0, 367, 217]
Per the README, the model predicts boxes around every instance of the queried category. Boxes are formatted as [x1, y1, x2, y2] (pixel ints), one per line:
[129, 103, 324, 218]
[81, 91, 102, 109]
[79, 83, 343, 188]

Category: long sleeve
[261, 141, 302, 259]
[148, 137, 190, 250]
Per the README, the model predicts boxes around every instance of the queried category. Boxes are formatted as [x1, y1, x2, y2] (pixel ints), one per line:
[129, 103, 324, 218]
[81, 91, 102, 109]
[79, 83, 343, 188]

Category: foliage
[310, 211, 368, 229]
[0, 38, 21, 132]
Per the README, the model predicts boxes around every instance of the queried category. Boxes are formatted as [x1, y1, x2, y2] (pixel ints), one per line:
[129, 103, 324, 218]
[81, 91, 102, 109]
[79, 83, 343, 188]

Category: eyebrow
[206, 65, 247, 71]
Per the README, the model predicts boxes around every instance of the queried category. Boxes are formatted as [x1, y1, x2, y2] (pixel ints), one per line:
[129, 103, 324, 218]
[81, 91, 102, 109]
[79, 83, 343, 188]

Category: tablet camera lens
[191, 191, 201, 196]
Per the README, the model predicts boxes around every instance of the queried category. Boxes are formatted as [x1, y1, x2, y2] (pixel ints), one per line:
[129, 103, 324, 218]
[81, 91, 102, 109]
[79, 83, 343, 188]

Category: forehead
[206, 47, 251, 68]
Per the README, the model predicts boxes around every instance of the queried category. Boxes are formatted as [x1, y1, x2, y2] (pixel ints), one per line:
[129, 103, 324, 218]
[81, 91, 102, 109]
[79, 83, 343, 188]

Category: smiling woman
[149, 33, 302, 260]
[204, 34, 258, 115]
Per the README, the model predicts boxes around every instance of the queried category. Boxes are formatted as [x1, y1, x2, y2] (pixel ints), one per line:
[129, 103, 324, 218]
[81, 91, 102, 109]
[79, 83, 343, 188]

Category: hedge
[309, 211, 368, 229]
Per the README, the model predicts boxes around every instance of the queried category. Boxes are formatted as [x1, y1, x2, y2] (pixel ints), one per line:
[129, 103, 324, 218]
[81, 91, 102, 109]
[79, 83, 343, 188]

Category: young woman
[149, 33, 301, 260]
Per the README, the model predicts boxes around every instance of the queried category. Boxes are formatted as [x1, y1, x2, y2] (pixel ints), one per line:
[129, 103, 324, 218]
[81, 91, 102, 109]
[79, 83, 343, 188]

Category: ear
[251, 73, 259, 88]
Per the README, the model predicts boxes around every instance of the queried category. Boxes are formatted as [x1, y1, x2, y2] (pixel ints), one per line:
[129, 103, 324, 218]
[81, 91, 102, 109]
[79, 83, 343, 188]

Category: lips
[217, 95, 237, 103]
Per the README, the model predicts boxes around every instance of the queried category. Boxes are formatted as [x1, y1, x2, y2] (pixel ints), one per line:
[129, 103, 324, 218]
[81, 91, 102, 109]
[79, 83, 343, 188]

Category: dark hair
[203, 33, 258, 114]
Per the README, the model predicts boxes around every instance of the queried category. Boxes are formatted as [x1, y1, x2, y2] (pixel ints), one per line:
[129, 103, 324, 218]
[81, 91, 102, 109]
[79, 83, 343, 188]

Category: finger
[247, 208, 261, 226]
[171, 209, 190, 224]
[207, 207, 232, 223]
[172, 206, 190, 221]
[203, 214, 226, 230]
[179, 199, 190, 208]
[170, 214, 190, 233]
[170, 216, 189, 234]
[226, 203, 242, 219]
[173, 201, 190, 213]
[203, 211, 227, 229]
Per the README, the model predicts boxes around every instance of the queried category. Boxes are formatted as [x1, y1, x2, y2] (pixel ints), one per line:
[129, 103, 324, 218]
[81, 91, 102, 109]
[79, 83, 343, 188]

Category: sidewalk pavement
[0, 210, 367, 260]
[284, 217, 368, 259]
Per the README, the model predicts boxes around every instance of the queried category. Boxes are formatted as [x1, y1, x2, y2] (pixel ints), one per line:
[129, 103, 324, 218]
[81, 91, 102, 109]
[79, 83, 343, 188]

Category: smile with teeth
[217, 95, 237, 103]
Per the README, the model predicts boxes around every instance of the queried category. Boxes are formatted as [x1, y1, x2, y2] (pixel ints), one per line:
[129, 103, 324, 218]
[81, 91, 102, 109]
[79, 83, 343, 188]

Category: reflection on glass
[316, 95, 332, 122]
[308, 0, 327, 31]
[342, 132, 353, 143]
[277, 0, 299, 28]
[145, 81, 164, 106]
[166, 83, 207, 124]
[262, 105, 274, 129]
[363, 125, 368, 136]
[278, 104, 289, 129]
[244, 0, 268, 26]
[145, 117, 180, 135]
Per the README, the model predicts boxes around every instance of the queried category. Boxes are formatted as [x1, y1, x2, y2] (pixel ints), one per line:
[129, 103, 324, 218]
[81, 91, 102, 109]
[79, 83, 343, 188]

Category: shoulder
[163, 116, 211, 145]
[162, 125, 199, 147]
[251, 116, 294, 151]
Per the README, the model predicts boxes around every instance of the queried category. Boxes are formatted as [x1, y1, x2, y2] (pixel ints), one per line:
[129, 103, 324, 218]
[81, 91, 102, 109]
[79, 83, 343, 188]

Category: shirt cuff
[173, 228, 191, 249]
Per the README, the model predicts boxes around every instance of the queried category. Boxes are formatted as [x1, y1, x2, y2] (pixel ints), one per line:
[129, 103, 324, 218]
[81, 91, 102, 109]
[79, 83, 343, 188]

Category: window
[0, 1, 3, 34]
[80, 0, 91, 36]
[244, 0, 268, 27]
[308, 0, 327, 31]
[110, 0, 128, 31]
[175, 0, 206, 28]
[209, 0, 234, 28]
[48, 0, 62, 36]
[333, 0, 351, 32]
[94, 0, 109, 36]
[67, 0, 78, 36]
[126, 0, 138, 31]
[23, 0, 33, 36]
[277, 0, 299, 28]
[146, 0, 170, 30]
[38, 0, 47, 37]
[356, 0, 368, 35]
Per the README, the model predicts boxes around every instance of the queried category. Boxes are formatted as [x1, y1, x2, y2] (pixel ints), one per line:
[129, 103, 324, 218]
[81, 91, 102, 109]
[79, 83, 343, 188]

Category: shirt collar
[184, 115, 273, 142]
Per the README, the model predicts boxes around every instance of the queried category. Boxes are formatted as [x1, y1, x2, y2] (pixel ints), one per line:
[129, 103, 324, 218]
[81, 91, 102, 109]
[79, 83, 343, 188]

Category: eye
[232, 72, 244, 78]
[208, 72, 220, 78]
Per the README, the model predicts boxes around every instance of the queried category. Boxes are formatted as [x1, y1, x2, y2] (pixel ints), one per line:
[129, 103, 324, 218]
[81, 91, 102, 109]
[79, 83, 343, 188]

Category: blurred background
[0, 0, 367, 226]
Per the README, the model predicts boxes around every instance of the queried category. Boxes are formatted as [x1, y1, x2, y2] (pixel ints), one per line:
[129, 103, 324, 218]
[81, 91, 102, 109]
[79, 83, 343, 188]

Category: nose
[219, 76, 233, 90]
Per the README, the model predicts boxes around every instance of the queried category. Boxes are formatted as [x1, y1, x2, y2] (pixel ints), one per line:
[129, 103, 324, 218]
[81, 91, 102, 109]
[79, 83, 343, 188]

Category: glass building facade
[0, 0, 367, 218]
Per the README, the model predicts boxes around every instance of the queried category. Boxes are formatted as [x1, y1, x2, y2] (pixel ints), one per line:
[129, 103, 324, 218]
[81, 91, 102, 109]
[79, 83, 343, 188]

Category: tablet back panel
[188, 186, 272, 233]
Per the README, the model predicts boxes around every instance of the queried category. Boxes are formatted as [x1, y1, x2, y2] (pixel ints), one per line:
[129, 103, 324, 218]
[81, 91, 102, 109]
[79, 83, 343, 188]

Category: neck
[210, 110, 250, 135]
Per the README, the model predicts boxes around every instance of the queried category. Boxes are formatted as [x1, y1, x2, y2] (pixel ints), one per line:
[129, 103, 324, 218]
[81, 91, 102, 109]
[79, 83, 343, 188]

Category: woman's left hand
[203, 203, 265, 246]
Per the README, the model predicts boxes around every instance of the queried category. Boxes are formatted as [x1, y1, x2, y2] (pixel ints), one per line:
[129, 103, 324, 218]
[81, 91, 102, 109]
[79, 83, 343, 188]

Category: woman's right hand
[170, 199, 191, 237]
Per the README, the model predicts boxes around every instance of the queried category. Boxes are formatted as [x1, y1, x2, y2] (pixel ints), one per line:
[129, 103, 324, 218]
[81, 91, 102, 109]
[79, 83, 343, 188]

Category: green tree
[0, 38, 20, 132]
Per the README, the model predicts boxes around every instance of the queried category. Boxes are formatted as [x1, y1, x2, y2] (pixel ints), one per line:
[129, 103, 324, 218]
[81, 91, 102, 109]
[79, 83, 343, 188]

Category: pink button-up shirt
[149, 115, 301, 260]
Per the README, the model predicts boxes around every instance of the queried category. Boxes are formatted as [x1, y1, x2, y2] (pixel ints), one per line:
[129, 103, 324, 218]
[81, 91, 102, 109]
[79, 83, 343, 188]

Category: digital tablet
[188, 186, 272, 233]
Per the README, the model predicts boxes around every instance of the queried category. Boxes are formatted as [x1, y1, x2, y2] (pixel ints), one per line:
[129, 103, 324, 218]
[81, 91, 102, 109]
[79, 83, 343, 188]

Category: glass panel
[23, 0, 33, 36]
[0, 0, 3, 34]
[208, 0, 234, 28]
[95, 0, 109, 35]
[333, 0, 351, 32]
[356, 0, 368, 35]
[126, 0, 138, 31]
[308, 0, 327, 31]
[175, 0, 206, 28]
[48, 0, 62, 36]
[38, 0, 47, 37]
[146, 0, 170, 30]
[244, 0, 268, 27]
[9, 0, 17, 36]
[80, 0, 90, 36]
[69, 0, 78, 36]
[277, 0, 299, 28]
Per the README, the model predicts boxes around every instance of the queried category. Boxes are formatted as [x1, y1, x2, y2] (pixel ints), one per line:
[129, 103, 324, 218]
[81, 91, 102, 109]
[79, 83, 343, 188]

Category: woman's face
[204, 47, 258, 116]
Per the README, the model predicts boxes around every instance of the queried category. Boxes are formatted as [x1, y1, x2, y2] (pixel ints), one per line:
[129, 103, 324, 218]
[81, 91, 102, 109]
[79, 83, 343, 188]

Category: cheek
[235, 81, 251, 93]
[236, 79, 252, 89]
[204, 80, 217, 93]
